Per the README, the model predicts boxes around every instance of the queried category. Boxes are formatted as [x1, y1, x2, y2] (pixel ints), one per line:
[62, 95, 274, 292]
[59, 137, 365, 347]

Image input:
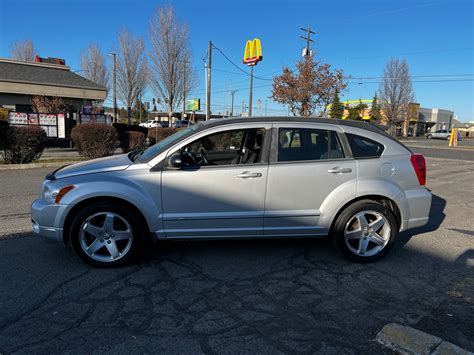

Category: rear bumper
[400, 188, 432, 231]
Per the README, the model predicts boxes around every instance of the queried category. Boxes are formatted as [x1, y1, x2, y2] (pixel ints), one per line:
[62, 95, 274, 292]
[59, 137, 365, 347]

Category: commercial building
[0, 58, 107, 112]
[418, 108, 454, 132]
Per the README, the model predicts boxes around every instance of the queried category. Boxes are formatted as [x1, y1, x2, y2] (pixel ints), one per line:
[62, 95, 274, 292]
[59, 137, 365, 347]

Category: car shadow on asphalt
[395, 193, 447, 249]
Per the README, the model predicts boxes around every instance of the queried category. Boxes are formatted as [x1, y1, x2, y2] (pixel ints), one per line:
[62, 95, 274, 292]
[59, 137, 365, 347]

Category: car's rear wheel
[426, 134, 432, 139]
[333, 200, 397, 262]
[70, 202, 143, 267]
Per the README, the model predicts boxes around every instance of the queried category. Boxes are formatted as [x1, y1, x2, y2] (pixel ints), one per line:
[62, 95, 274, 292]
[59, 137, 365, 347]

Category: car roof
[201, 116, 374, 128]
[194, 116, 409, 151]
[197, 116, 388, 135]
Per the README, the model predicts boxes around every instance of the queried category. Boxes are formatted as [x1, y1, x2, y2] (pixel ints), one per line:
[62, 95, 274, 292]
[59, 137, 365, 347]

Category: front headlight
[42, 183, 75, 204]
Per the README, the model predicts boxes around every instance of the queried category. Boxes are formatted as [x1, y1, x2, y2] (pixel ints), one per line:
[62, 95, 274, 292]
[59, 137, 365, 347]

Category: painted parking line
[375, 323, 471, 354]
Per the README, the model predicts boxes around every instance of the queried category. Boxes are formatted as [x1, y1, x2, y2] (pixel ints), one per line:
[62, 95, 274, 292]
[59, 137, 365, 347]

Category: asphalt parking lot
[0, 152, 473, 353]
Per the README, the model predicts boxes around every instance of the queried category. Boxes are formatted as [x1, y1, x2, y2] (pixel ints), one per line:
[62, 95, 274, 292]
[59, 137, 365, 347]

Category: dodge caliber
[32, 118, 431, 267]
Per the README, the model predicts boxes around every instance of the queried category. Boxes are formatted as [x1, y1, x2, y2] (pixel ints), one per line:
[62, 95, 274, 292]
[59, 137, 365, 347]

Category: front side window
[346, 133, 384, 158]
[278, 128, 344, 162]
[180, 128, 265, 167]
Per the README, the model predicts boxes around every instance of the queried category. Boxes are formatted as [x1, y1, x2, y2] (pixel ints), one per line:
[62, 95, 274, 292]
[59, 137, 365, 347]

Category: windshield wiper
[128, 148, 145, 162]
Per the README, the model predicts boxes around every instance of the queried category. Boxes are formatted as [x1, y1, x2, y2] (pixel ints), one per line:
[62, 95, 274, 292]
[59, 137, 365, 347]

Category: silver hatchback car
[32, 118, 431, 267]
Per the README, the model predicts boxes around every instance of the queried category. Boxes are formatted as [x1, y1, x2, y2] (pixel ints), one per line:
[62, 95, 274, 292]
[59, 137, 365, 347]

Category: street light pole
[109, 53, 117, 123]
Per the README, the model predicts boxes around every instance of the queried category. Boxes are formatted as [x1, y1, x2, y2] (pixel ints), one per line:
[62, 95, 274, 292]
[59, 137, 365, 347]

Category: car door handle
[327, 167, 352, 174]
[237, 171, 262, 179]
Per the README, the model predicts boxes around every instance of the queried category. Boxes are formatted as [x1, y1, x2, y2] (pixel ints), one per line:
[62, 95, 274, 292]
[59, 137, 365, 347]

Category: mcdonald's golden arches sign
[243, 38, 263, 66]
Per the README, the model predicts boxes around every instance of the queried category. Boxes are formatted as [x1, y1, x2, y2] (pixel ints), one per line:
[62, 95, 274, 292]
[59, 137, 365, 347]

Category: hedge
[71, 123, 118, 159]
[2, 125, 47, 164]
[148, 127, 179, 145]
[113, 123, 148, 136]
[119, 131, 147, 153]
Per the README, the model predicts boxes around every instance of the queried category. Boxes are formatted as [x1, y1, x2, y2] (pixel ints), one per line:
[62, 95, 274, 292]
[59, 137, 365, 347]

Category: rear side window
[278, 128, 344, 162]
[346, 133, 384, 158]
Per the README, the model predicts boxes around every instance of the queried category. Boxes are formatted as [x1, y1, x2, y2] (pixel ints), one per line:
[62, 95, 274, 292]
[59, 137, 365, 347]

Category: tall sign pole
[248, 66, 254, 116]
[206, 41, 212, 121]
[243, 38, 263, 117]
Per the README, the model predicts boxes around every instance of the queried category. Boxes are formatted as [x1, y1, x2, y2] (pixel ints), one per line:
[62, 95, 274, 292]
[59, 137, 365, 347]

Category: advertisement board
[8, 111, 62, 138]
[8, 112, 28, 125]
[186, 98, 200, 111]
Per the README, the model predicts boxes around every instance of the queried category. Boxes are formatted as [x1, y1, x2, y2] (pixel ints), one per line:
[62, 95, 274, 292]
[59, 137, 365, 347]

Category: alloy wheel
[79, 212, 133, 263]
[344, 210, 391, 257]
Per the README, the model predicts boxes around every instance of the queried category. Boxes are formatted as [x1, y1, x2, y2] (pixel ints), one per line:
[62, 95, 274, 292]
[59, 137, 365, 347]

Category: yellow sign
[243, 38, 263, 66]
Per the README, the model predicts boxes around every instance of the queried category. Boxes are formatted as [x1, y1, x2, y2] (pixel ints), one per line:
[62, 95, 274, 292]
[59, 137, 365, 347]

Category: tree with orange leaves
[271, 56, 347, 117]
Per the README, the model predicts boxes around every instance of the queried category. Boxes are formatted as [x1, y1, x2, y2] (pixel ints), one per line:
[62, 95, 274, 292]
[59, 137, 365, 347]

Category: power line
[212, 45, 273, 81]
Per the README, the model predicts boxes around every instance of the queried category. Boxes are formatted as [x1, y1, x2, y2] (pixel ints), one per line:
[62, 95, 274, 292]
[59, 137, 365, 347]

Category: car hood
[52, 154, 132, 179]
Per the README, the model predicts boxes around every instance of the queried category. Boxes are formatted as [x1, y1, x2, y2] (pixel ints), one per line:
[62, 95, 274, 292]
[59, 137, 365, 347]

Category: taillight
[410, 154, 426, 185]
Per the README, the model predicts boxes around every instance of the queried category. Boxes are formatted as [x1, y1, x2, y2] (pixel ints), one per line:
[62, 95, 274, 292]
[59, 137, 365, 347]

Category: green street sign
[186, 98, 200, 111]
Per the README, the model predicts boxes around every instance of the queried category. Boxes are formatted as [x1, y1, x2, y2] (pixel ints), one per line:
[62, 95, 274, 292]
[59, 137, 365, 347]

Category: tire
[426, 134, 432, 139]
[332, 200, 398, 263]
[70, 201, 144, 267]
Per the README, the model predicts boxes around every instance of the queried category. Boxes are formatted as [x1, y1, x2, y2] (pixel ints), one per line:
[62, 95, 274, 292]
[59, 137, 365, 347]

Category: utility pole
[182, 60, 187, 120]
[300, 27, 315, 57]
[109, 52, 117, 122]
[248, 66, 254, 116]
[206, 41, 212, 121]
[230, 90, 237, 117]
[138, 95, 142, 124]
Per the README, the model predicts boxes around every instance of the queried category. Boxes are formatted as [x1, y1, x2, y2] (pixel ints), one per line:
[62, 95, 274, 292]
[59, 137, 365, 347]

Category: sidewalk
[0, 148, 123, 170]
[41, 147, 124, 160]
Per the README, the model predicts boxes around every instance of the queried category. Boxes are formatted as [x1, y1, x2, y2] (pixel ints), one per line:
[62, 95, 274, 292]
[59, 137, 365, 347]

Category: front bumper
[31, 199, 68, 244]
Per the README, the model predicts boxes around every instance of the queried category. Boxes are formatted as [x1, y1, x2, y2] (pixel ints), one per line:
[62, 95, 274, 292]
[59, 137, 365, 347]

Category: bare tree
[31, 95, 66, 113]
[148, 5, 197, 119]
[80, 44, 109, 90]
[10, 39, 36, 61]
[378, 58, 415, 136]
[115, 29, 147, 124]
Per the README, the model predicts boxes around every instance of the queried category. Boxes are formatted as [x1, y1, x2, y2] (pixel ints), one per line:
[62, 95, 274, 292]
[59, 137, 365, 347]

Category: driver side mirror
[167, 153, 182, 170]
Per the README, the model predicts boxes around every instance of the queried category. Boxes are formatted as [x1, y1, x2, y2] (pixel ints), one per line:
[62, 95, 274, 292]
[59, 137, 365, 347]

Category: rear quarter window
[346, 133, 384, 158]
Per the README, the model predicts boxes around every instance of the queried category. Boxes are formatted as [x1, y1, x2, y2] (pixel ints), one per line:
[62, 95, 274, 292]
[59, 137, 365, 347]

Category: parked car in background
[139, 119, 161, 128]
[426, 129, 462, 140]
[32, 117, 431, 267]
[173, 120, 193, 128]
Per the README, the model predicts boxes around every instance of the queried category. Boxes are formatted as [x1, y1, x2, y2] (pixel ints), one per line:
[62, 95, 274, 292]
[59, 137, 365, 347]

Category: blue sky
[1, 0, 473, 121]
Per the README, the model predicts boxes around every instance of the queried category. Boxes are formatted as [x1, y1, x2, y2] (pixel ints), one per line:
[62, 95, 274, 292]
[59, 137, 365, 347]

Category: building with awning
[0, 58, 107, 112]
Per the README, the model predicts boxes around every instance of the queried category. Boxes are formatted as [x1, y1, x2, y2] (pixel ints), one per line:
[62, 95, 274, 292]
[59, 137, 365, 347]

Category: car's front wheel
[332, 200, 397, 262]
[426, 134, 432, 139]
[70, 202, 143, 267]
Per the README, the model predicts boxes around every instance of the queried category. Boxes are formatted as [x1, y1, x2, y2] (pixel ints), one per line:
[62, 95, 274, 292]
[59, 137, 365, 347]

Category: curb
[402, 144, 474, 151]
[376, 323, 471, 354]
[0, 161, 75, 171]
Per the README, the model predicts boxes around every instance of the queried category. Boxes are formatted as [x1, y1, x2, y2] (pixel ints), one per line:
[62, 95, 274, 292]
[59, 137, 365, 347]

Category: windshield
[136, 125, 200, 163]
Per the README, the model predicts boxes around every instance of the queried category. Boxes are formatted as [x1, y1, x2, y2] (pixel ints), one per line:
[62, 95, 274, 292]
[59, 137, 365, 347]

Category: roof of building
[0, 58, 106, 91]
